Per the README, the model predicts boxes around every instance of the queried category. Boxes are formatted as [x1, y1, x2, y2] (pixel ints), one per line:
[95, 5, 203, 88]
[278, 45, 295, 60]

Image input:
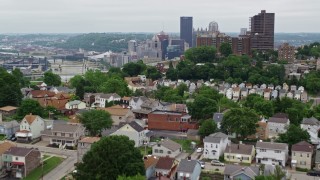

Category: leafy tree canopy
[44, 71, 61, 86]
[0, 68, 23, 107]
[184, 46, 217, 63]
[221, 108, 259, 139]
[16, 99, 44, 120]
[78, 109, 113, 136]
[198, 119, 217, 138]
[219, 42, 232, 57]
[277, 124, 310, 148]
[76, 136, 144, 180]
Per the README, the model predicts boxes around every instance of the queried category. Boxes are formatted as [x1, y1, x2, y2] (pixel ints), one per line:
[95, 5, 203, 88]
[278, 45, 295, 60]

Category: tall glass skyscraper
[180, 16, 193, 47]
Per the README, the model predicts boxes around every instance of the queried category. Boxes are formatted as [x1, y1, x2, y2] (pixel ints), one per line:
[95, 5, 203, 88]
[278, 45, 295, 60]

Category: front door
[62, 140, 65, 145]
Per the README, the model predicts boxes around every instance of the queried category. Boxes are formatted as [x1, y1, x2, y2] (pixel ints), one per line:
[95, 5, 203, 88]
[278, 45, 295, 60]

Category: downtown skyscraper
[180, 16, 193, 47]
[250, 10, 275, 51]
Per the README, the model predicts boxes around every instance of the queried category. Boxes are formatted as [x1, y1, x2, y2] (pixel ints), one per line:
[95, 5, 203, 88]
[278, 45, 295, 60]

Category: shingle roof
[204, 132, 228, 143]
[144, 155, 159, 169]
[302, 117, 319, 126]
[79, 137, 100, 144]
[52, 123, 82, 133]
[158, 139, 181, 151]
[128, 121, 144, 132]
[213, 113, 224, 123]
[273, 113, 289, 119]
[224, 165, 259, 178]
[155, 156, 175, 170]
[292, 141, 313, 152]
[3, 147, 36, 156]
[177, 159, 198, 173]
[100, 105, 130, 116]
[0, 106, 18, 112]
[256, 141, 288, 150]
[23, 114, 39, 125]
[225, 144, 254, 155]
[29, 90, 55, 98]
[268, 117, 289, 124]
[0, 142, 16, 155]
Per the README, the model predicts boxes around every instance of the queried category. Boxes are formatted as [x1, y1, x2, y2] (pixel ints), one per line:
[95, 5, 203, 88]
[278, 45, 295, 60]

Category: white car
[211, 160, 225, 166]
[198, 161, 205, 169]
[196, 148, 203, 153]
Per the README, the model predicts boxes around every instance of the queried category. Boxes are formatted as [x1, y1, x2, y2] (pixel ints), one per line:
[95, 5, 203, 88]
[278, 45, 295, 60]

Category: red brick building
[148, 111, 198, 131]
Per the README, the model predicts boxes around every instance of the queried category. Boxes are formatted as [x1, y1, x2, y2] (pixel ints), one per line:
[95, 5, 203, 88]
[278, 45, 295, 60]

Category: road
[13, 142, 77, 180]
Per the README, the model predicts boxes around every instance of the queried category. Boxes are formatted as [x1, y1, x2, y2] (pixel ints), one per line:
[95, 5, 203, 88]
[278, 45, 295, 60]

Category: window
[307, 154, 310, 158]
[70, 134, 73, 137]
[260, 149, 266, 152]
[300, 161, 306, 165]
[300, 153, 302, 157]
[293, 152, 295, 156]
[15, 157, 18, 160]
[159, 150, 163, 154]
[154, 149, 158, 153]
[216, 144, 218, 148]
[54, 133, 57, 136]
[211, 144, 213, 148]
[61, 133, 65, 137]
[167, 151, 171, 154]
[275, 150, 281, 153]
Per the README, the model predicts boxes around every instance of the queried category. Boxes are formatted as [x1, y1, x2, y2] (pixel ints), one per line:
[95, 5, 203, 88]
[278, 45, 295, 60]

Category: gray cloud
[0, 0, 319, 33]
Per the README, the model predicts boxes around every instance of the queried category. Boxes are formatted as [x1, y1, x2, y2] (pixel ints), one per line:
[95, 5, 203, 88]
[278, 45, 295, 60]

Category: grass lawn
[23, 156, 63, 180]
[138, 146, 152, 156]
[173, 139, 200, 153]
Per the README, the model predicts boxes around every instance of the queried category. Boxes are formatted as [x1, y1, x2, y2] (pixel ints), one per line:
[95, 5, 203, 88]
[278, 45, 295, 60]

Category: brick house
[148, 110, 198, 131]
[2, 147, 41, 178]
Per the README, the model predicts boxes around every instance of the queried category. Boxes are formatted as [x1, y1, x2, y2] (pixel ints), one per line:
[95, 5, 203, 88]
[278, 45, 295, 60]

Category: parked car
[211, 160, 225, 166]
[307, 170, 320, 177]
[196, 148, 203, 153]
[197, 161, 205, 169]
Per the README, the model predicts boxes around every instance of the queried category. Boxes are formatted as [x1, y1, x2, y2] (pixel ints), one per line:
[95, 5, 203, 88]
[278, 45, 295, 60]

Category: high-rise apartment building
[278, 43, 295, 62]
[250, 10, 275, 51]
[180, 16, 193, 47]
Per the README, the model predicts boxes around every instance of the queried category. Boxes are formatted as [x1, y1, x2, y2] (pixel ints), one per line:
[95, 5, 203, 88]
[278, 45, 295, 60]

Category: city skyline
[0, 0, 319, 33]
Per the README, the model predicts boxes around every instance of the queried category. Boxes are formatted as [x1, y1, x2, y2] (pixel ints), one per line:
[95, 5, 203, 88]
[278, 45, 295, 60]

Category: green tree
[198, 119, 217, 138]
[16, 99, 44, 119]
[0, 68, 23, 107]
[277, 124, 310, 148]
[76, 136, 144, 180]
[253, 101, 274, 118]
[145, 66, 162, 80]
[187, 95, 217, 120]
[98, 78, 130, 97]
[69, 75, 85, 88]
[122, 61, 147, 77]
[219, 42, 232, 57]
[221, 108, 259, 139]
[117, 174, 145, 180]
[78, 110, 113, 136]
[184, 46, 217, 63]
[12, 68, 29, 87]
[166, 61, 177, 80]
[176, 84, 188, 97]
[84, 70, 108, 90]
[44, 71, 61, 86]
[76, 84, 85, 100]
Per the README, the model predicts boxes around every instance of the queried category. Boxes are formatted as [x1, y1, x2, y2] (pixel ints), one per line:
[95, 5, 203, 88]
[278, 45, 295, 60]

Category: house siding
[292, 151, 312, 169]
[152, 145, 181, 158]
[111, 124, 146, 147]
[177, 163, 201, 180]
[256, 147, 288, 167]
[204, 138, 230, 160]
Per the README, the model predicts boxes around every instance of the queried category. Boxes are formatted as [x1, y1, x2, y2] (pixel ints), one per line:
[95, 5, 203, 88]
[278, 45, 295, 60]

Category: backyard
[23, 156, 63, 180]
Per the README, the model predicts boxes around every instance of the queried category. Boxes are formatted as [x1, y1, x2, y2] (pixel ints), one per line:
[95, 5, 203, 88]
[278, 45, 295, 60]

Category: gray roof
[204, 132, 228, 143]
[213, 113, 224, 123]
[4, 147, 37, 157]
[0, 120, 19, 128]
[225, 144, 254, 155]
[315, 150, 320, 163]
[67, 100, 83, 106]
[268, 117, 289, 124]
[177, 159, 198, 173]
[256, 141, 288, 150]
[101, 126, 119, 136]
[224, 165, 259, 178]
[158, 139, 181, 151]
[302, 117, 319, 126]
[52, 123, 82, 133]
[128, 121, 144, 132]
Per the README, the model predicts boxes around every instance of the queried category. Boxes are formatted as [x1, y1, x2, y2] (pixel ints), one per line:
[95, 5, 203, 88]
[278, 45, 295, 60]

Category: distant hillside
[53, 33, 153, 52]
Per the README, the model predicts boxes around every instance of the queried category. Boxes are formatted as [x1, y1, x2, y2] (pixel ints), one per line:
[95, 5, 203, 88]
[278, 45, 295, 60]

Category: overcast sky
[0, 0, 319, 33]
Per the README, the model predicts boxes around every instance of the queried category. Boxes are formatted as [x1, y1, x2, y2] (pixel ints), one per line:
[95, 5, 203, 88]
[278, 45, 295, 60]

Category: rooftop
[144, 155, 159, 169]
[292, 141, 313, 152]
[155, 156, 175, 170]
[256, 141, 288, 150]
[4, 147, 37, 157]
[177, 159, 198, 173]
[225, 144, 254, 155]
[157, 139, 181, 151]
[79, 137, 100, 144]
[0, 106, 18, 112]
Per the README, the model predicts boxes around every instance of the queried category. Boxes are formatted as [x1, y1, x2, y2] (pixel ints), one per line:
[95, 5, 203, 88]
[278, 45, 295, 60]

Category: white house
[129, 96, 148, 110]
[16, 114, 45, 142]
[256, 141, 288, 167]
[65, 100, 86, 110]
[152, 139, 182, 158]
[95, 93, 121, 108]
[301, 117, 320, 144]
[226, 88, 233, 100]
[203, 132, 230, 160]
[268, 113, 290, 138]
[111, 121, 147, 147]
